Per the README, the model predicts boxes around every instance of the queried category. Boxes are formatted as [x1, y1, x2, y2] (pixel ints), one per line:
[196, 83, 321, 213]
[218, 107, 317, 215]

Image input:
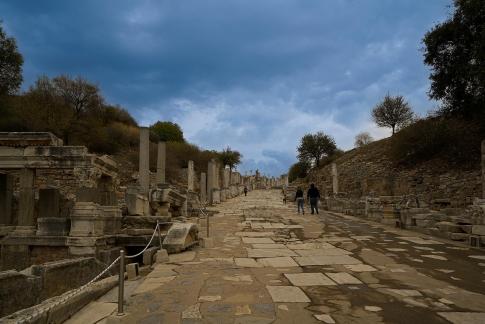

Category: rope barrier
[125, 222, 160, 259]
[15, 221, 163, 323]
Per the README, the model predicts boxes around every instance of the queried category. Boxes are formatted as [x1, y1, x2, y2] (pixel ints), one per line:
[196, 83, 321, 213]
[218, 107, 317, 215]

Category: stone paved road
[71, 189, 485, 324]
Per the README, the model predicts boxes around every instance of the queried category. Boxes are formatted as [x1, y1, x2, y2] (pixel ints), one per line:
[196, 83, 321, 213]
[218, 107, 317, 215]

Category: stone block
[126, 263, 139, 280]
[155, 249, 169, 263]
[163, 223, 199, 253]
[472, 225, 485, 235]
[199, 237, 214, 248]
[436, 221, 463, 233]
[36, 217, 70, 236]
[460, 224, 473, 234]
[125, 191, 149, 216]
[143, 247, 159, 266]
[449, 233, 469, 241]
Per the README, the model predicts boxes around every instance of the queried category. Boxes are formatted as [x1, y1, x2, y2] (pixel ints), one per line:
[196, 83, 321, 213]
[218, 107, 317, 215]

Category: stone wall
[307, 140, 482, 207]
[0, 257, 104, 317]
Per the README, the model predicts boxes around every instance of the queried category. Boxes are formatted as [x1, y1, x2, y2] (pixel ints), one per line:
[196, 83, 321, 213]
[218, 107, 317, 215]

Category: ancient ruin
[0, 131, 268, 320]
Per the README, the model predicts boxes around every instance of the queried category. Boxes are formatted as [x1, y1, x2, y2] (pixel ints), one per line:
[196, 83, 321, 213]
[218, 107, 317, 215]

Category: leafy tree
[354, 132, 374, 147]
[0, 22, 23, 95]
[218, 146, 242, 172]
[297, 132, 336, 167]
[372, 94, 414, 135]
[288, 161, 310, 182]
[423, 0, 485, 117]
[150, 121, 185, 142]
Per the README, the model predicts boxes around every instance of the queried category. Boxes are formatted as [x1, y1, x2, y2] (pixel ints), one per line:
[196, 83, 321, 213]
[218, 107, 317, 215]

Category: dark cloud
[0, 0, 450, 175]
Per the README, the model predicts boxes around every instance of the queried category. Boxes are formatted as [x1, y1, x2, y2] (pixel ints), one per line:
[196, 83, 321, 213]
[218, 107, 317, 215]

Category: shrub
[389, 116, 484, 167]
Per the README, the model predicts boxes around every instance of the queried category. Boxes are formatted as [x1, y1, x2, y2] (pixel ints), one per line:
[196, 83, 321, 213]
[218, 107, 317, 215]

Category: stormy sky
[0, 0, 450, 176]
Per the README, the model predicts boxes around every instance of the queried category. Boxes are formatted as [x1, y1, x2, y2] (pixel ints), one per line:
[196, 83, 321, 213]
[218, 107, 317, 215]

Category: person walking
[307, 183, 320, 214]
[244, 186, 248, 196]
[294, 187, 304, 214]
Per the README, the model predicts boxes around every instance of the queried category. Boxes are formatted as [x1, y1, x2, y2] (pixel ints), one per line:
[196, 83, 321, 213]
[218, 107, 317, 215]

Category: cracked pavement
[70, 189, 485, 324]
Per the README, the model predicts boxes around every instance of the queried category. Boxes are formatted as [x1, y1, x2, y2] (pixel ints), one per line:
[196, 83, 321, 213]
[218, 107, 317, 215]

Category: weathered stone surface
[472, 225, 485, 235]
[284, 273, 336, 286]
[247, 248, 298, 258]
[325, 272, 362, 284]
[294, 255, 361, 266]
[242, 237, 275, 244]
[235, 258, 263, 268]
[266, 286, 310, 303]
[257, 257, 299, 268]
[126, 263, 139, 280]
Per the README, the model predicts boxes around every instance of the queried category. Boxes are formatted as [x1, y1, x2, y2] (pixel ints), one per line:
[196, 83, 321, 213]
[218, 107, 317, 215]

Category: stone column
[331, 163, 339, 195]
[223, 168, 230, 188]
[482, 140, 485, 199]
[187, 160, 194, 191]
[156, 141, 166, 184]
[207, 159, 215, 204]
[139, 127, 150, 195]
[200, 172, 207, 202]
[0, 174, 13, 225]
[16, 168, 36, 234]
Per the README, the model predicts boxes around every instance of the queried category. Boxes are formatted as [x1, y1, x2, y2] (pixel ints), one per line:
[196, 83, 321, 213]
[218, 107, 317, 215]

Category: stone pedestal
[126, 186, 150, 216]
[69, 202, 105, 237]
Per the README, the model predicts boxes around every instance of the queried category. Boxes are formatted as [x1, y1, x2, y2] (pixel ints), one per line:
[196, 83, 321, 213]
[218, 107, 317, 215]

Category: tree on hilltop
[150, 121, 185, 142]
[354, 132, 374, 148]
[297, 132, 337, 167]
[372, 94, 414, 135]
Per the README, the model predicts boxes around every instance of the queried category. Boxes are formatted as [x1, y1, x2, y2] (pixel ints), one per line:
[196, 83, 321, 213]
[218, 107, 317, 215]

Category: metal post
[157, 221, 163, 249]
[118, 249, 125, 316]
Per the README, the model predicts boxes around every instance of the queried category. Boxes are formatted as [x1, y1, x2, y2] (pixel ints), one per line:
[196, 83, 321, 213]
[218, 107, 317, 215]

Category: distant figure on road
[244, 186, 248, 196]
[294, 187, 304, 214]
[282, 188, 287, 204]
[307, 183, 320, 214]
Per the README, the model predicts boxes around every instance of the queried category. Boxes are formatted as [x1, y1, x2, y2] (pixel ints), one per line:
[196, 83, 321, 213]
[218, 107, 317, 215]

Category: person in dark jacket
[294, 187, 304, 214]
[307, 183, 320, 214]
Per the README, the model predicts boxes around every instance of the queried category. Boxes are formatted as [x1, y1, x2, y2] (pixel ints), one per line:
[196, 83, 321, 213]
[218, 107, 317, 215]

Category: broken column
[200, 172, 207, 203]
[139, 127, 150, 195]
[156, 141, 166, 184]
[15, 168, 36, 235]
[187, 160, 194, 191]
[0, 173, 13, 226]
[331, 163, 339, 196]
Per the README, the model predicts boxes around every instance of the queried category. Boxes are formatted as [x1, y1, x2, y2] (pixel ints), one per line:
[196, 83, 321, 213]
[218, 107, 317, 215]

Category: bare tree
[354, 132, 374, 147]
[372, 94, 414, 135]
